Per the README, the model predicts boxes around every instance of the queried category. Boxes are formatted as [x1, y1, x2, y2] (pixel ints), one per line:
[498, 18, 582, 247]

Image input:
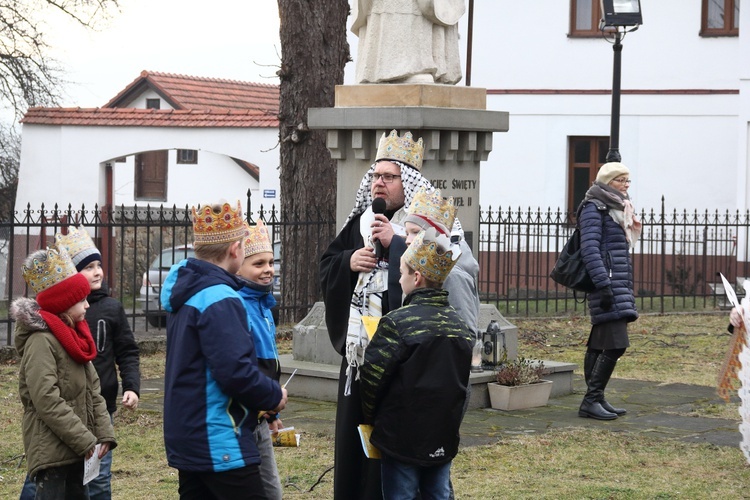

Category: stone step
[279, 354, 576, 410]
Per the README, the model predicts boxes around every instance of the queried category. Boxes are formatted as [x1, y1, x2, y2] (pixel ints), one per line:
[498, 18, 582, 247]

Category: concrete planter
[487, 380, 553, 410]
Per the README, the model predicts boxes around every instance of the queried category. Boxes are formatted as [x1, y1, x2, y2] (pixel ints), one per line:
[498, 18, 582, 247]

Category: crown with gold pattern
[376, 130, 424, 171]
[55, 225, 101, 271]
[191, 200, 247, 246]
[22, 244, 79, 294]
[403, 227, 460, 285]
[404, 187, 456, 235]
[243, 220, 273, 258]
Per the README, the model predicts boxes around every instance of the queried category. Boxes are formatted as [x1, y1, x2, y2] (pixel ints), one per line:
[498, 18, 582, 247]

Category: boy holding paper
[360, 227, 474, 500]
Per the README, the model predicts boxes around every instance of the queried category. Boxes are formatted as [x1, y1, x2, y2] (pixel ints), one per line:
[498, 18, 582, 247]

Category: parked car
[138, 245, 194, 327]
[138, 242, 281, 327]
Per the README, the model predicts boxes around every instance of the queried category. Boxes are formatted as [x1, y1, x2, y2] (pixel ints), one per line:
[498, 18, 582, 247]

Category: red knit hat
[36, 273, 90, 315]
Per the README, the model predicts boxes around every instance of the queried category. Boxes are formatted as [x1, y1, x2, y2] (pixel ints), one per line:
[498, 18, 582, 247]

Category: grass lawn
[1, 312, 749, 498]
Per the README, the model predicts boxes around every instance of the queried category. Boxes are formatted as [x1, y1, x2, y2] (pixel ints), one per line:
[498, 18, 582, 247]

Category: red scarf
[38, 310, 97, 364]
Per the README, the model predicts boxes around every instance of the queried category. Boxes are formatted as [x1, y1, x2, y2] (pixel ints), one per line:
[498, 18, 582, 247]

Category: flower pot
[487, 380, 553, 410]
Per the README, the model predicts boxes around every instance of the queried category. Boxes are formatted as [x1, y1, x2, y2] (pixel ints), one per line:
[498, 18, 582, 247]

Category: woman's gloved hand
[599, 285, 614, 311]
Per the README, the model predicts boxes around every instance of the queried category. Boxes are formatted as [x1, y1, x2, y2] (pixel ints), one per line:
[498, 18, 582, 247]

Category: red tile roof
[21, 107, 278, 128]
[105, 70, 280, 113]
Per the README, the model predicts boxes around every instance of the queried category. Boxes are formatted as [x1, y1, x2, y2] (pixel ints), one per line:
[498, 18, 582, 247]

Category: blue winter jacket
[579, 200, 638, 325]
[237, 282, 280, 383]
[160, 258, 282, 472]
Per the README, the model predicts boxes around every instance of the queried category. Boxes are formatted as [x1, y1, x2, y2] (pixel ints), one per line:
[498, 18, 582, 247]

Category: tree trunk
[277, 0, 350, 323]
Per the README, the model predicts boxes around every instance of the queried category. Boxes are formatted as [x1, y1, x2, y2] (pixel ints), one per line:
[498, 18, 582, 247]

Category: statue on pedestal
[351, 0, 465, 84]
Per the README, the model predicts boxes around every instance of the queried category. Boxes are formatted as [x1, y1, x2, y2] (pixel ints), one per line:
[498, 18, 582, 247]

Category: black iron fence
[1, 197, 747, 345]
[0, 197, 336, 346]
[478, 197, 750, 316]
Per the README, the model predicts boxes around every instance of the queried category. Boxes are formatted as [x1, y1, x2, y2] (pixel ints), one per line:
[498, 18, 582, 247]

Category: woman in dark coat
[578, 162, 641, 420]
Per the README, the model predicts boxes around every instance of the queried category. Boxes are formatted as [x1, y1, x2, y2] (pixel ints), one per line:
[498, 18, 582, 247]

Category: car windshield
[152, 248, 194, 269]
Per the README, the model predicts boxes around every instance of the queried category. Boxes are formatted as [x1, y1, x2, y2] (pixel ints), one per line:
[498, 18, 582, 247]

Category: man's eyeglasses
[371, 173, 402, 184]
[613, 177, 631, 185]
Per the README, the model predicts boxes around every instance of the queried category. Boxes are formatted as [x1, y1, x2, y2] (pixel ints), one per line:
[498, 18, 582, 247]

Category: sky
[44, 0, 286, 108]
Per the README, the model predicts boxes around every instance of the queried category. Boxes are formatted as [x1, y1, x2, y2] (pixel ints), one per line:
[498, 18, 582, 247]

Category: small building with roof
[15, 70, 281, 213]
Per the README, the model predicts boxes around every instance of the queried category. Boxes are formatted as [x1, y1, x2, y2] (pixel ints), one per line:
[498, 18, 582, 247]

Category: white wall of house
[15, 124, 280, 214]
[342, 0, 745, 213]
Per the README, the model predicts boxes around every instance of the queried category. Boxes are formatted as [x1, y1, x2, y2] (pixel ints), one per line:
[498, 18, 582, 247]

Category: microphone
[371, 197, 386, 260]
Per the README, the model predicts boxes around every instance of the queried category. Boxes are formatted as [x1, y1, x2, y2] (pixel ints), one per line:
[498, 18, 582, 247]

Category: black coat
[87, 285, 141, 414]
[579, 201, 638, 325]
[360, 288, 473, 466]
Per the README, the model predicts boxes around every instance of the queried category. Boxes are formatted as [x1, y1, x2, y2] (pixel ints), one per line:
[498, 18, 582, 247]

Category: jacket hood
[455, 240, 478, 276]
[10, 297, 48, 355]
[161, 257, 244, 313]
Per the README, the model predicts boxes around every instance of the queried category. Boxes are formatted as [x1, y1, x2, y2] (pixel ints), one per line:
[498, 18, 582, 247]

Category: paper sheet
[83, 444, 102, 485]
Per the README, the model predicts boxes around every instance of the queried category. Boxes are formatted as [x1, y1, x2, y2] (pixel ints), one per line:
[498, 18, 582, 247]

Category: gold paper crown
[406, 187, 456, 234]
[55, 226, 100, 267]
[243, 220, 273, 258]
[376, 130, 424, 171]
[22, 244, 79, 294]
[403, 227, 458, 285]
[191, 200, 247, 246]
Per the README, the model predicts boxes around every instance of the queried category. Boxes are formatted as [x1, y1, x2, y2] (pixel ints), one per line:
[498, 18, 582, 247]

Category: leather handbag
[549, 227, 595, 293]
[550, 206, 607, 293]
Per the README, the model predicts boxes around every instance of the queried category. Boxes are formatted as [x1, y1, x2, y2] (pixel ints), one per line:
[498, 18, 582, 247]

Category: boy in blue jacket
[237, 220, 283, 500]
[161, 201, 287, 499]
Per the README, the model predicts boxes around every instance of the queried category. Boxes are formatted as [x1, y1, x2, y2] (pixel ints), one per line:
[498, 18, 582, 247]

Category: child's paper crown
[55, 225, 101, 271]
[405, 187, 456, 235]
[403, 227, 461, 285]
[243, 220, 273, 258]
[22, 244, 79, 295]
[191, 200, 247, 245]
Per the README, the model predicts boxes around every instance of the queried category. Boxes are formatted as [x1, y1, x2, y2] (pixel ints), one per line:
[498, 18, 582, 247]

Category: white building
[15, 71, 281, 214]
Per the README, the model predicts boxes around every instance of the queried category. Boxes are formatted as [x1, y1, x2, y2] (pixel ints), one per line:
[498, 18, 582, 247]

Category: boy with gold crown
[160, 200, 287, 498]
[237, 220, 283, 500]
[360, 227, 473, 500]
[11, 243, 116, 499]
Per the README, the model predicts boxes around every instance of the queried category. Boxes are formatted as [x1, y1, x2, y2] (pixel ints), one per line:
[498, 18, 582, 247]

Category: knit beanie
[596, 162, 630, 186]
[55, 226, 102, 272]
[37, 273, 91, 315]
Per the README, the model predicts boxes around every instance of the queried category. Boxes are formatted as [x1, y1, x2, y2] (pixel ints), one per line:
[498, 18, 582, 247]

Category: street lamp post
[600, 0, 643, 163]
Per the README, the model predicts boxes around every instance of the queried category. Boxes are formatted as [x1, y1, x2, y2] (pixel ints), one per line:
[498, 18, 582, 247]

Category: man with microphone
[320, 130, 434, 500]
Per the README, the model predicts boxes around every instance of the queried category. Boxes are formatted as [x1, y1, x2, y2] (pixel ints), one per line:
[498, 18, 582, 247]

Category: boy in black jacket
[360, 227, 473, 500]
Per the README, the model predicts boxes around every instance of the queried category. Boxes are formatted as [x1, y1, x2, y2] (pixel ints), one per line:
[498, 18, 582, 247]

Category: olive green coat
[11, 297, 116, 479]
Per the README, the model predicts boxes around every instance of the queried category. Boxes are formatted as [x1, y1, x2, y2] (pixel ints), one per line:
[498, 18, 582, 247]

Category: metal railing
[2, 196, 748, 345]
[478, 197, 750, 316]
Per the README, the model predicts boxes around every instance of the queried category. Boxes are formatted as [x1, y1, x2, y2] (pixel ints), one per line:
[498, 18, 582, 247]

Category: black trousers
[178, 465, 267, 500]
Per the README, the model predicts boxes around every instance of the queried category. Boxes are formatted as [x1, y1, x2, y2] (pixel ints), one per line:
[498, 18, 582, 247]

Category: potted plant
[487, 357, 553, 410]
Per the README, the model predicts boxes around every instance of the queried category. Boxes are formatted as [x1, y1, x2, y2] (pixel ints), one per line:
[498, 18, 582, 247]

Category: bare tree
[276, 0, 350, 322]
[0, 124, 19, 221]
[0, 0, 119, 120]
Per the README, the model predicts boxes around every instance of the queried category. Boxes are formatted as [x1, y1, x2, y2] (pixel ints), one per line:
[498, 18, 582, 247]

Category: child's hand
[98, 443, 111, 459]
[268, 418, 284, 433]
[730, 307, 745, 328]
[273, 388, 288, 413]
[122, 390, 139, 410]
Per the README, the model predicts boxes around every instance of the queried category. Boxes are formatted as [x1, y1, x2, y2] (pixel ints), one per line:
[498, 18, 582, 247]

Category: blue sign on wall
[263, 189, 276, 198]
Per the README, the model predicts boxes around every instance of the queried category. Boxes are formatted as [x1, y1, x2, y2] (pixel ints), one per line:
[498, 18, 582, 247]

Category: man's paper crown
[403, 227, 460, 285]
[243, 220, 273, 258]
[22, 244, 79, 294]
[55, 226, 101, 271]
[405, 187, 456, 235]
[191, 200, 247, 246]
[376, 130, 424, 171]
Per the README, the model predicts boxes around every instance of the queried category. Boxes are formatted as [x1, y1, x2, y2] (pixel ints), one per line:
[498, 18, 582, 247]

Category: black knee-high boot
[584, 351, 626, 416]
[579, 354, 618, 420]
